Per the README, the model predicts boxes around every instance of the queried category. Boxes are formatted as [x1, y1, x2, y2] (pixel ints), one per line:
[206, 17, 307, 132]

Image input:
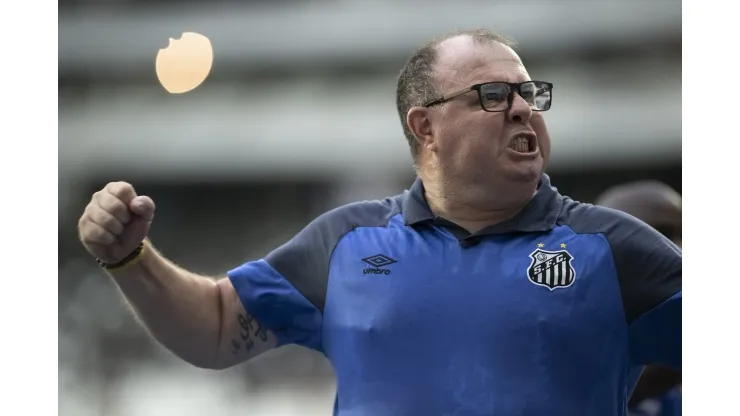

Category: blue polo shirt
[228, 174, 682, 416]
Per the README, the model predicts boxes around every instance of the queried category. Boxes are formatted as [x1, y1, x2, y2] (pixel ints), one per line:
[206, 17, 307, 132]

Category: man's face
[421, 38, 551, 190]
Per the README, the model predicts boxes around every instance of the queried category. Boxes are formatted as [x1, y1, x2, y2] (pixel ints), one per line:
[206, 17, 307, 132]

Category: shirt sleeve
[226, 205, 359, 353]
[598, 208, 682, 370]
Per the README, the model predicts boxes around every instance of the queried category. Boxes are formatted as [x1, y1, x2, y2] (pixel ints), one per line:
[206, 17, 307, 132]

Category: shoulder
[557, 197, 681, 324]
[557, 197, 673, 253]
[271, 193, 403, 255]
[558, 197, 649, 236]
[557, 196, 680, 269]
[263, 194, 403, 310]
[307, 196, 402, 235]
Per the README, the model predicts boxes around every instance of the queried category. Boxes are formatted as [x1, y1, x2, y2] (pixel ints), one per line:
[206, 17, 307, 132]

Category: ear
[407, 107, 437, 153]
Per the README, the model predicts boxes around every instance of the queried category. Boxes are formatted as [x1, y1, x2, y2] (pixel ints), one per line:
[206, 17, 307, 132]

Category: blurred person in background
[595, 180, 682, 416]
[77, 29, 681, 415]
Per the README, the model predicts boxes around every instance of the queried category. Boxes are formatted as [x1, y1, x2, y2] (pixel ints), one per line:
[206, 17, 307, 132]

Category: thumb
[129, 195, 156, 221]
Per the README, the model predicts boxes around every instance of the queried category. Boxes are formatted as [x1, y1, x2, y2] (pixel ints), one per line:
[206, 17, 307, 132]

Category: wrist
[97, 239, 150, 272]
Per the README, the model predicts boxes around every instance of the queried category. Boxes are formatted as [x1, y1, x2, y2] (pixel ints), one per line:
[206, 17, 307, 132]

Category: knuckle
[98, 194, 120, 214]
[116, 180, 133, 190]
[97, 211, 114, 226]
[106, 181, 136, 202]
[111, 181, 133, 193]
[105, 182, 120, 195]
[87, 204, 101, 218]
[110, 200, 131, 218]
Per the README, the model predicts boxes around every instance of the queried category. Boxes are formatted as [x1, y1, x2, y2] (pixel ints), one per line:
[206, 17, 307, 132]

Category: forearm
[78, 183, 276, 368]
[108, 241, 222, 368]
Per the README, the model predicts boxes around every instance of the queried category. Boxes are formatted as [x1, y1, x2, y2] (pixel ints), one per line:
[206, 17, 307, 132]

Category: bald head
[595, 180, 681, 245]
[434, 37, 524, 91]
[395, 29, 517, 160]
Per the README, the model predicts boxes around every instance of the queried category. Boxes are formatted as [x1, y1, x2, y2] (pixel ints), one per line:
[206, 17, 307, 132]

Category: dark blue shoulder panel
[558, 198, 681, 324]
[265, 197, 400, 312]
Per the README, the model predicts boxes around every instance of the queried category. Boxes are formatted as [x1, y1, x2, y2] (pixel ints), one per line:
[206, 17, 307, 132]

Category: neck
[421, 174, 533, 234]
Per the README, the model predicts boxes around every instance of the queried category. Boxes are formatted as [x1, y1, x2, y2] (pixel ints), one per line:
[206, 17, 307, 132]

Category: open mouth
[507, 133, 538, 154]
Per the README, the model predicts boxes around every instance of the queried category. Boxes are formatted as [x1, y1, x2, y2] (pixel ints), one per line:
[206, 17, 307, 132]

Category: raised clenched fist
[78, 181, 156, 265]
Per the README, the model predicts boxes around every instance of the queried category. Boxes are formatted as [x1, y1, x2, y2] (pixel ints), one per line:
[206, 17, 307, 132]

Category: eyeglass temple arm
[424, 87, 474, 107]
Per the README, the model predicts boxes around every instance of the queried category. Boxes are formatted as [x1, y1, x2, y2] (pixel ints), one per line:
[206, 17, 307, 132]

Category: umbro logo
[361, 254, 397, 275]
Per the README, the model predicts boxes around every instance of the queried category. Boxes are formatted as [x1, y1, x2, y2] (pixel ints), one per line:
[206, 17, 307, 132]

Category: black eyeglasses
[423, 81, 553, 112]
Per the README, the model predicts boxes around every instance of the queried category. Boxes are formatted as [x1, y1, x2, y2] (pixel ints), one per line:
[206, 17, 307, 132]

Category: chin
[504, 162, 542, 184]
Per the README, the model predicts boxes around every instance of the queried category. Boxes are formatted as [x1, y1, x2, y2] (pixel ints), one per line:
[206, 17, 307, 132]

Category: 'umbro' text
[363, 267, 391, 275]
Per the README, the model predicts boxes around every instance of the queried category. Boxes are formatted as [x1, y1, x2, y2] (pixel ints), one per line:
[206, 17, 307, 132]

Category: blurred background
[58, 0, 681, 414]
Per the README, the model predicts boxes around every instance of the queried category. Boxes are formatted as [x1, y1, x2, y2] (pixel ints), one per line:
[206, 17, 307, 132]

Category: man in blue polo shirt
[77, 29, 681, 415]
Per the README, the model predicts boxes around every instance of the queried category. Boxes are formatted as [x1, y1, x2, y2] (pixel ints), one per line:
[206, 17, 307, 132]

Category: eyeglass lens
[479, 82, 551, 111]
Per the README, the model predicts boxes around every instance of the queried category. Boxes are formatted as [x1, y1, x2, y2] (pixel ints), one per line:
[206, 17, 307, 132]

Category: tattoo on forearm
[230, 313, 268, 355]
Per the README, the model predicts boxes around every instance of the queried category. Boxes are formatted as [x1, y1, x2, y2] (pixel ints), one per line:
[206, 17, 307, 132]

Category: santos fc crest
[526, 247, 576, 290]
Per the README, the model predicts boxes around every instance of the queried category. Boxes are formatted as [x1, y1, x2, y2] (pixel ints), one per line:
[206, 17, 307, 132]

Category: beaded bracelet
[96, 241, 147, 271]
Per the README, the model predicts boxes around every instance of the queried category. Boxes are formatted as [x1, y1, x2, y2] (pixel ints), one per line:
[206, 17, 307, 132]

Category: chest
[322, 225, 628, 362]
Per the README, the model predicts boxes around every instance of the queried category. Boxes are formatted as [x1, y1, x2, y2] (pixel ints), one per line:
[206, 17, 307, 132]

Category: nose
[507, 93, 533, 123]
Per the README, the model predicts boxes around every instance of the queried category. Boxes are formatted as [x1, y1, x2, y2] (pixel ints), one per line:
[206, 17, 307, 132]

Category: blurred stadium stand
[58, 0, 680, 414]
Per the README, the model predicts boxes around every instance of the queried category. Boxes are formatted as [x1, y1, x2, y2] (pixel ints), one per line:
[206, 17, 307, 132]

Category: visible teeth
[510, 137, 530, 153]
